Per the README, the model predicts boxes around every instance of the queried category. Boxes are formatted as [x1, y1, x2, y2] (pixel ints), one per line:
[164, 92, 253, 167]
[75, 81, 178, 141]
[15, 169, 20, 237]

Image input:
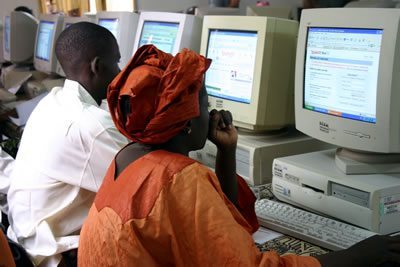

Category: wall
[105, 0, 134, 11]
[0, 0, 40, 20]
[135, 0, 208, 12]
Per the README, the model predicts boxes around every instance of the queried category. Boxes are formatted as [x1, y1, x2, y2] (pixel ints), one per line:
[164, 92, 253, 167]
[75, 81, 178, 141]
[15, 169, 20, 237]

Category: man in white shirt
[0, 147, 14, 217]
[7, 22, 128, 267]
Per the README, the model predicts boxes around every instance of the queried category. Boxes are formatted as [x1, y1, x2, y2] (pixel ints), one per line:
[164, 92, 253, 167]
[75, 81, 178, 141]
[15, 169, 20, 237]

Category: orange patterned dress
[78, 150, 320, 267]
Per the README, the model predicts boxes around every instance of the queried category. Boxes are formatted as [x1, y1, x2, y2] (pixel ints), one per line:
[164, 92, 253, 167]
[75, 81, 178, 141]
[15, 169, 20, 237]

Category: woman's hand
[208, 109, 238, 151]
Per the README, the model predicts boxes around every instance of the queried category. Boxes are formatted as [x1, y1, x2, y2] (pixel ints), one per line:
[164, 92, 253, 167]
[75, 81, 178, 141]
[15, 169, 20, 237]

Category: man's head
[14, 6, 33, 15]
[55, 22, 120, 104]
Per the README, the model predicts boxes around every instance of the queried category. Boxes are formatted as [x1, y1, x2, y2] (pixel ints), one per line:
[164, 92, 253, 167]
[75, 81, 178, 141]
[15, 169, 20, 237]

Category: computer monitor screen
[36, 21, 55, 62]
[133, 12, 202, 56]
[295, 8, 400, 173]
[138, 21, 179, 54]
[4, 16, 10, 53]
[200, 16, 299, 131]
[34, 14, 64, 73]
[304, 27, 382, 124]
[205, 29, 257, 104]
[98, 18, 119, 39]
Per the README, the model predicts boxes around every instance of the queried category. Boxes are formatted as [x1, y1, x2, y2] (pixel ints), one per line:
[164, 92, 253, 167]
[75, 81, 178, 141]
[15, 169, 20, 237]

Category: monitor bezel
[205, 28, 258, 105]
[138, 20, 180, 54]
[140, 14, 298, 132]
[34, 14, 64, 74]
[295, 8, 400, 153]
[35, 20, 55, 62]
[133, 12, 200, 56]
[3, 12, 38, 63]
[200, 16, 275, 131]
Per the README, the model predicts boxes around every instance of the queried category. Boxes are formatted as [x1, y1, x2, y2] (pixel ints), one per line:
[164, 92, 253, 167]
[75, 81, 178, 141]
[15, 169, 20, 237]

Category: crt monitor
[133, 12, 202, 55]
[96, 11, 139, 69]
[295, 8, 400, 174]
[55, 16, 93, 77]
[200, 16, 299, 132]
[34, 14, 64, 74]
[3, 11, 38, 64]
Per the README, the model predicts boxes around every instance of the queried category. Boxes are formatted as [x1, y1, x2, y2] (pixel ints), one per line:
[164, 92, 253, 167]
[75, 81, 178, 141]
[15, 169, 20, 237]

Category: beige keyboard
[255, 198, 377, 251]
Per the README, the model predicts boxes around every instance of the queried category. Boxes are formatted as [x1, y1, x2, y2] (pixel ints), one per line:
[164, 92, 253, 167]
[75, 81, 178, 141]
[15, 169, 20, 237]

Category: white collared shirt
[0, 148, 14, 216]
[7, 80, 128, 267]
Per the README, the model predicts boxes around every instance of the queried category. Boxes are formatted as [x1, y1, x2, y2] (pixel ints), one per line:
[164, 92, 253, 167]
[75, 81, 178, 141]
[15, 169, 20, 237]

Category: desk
[255, 184, 329, 257]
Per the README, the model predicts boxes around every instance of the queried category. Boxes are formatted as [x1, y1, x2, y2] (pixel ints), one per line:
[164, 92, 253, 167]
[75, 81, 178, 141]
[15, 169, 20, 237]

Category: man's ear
[90, 56, 100, 75]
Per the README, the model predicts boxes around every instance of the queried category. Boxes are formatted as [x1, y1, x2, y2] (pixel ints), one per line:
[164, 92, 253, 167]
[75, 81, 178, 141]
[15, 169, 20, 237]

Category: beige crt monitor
[96, 11, 139, 69]
[3, 11, 38, 64]
[133, 12, 202, 55]
[295, 8, 400, 174]
[55, 16, 93, 77]
[34, 14, 64, 74]
[200, 16, 298, 132]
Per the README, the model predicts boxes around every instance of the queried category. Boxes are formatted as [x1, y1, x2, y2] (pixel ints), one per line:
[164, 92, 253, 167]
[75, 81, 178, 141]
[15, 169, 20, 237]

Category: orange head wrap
[107, 45, 211, 145]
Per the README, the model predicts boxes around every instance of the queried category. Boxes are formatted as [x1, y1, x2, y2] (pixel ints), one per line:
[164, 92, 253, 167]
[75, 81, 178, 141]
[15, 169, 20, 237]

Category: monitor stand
[189, 127, 334, 185]
[335, 148, 400, 175]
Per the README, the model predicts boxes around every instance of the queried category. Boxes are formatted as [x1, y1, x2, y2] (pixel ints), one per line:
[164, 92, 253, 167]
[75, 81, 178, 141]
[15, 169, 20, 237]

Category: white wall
[105, 0, 134, 11]
[0, 0, 40, 19]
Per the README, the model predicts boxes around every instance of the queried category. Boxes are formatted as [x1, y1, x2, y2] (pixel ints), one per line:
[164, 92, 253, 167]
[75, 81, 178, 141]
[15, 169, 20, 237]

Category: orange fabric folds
[78, 151, 321, 267]
[107, 45, 211, 144]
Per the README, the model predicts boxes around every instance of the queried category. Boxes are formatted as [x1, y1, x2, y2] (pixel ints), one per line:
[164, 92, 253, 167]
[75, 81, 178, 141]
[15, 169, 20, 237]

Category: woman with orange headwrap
[78, 45, 400, 267]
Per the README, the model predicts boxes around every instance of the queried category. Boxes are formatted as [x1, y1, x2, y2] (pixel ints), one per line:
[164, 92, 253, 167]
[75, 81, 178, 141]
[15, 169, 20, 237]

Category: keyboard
[255, 198, 377, 251]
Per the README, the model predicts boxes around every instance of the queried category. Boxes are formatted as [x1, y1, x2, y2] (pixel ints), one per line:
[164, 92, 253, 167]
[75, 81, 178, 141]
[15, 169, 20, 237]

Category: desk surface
[255, 184, 329, 256]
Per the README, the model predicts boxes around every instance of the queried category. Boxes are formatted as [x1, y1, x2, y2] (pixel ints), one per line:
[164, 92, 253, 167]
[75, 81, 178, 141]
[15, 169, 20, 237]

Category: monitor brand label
[319, 121, 330, 133]
[380, 194, 400, 216]
[216, 99, 223, 109]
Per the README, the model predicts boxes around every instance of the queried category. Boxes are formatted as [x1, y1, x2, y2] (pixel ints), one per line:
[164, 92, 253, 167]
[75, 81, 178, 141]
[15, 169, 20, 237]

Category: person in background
[78, 45, 400, 267]
[7, 22, 128, 267]
[0, 147, 14, 224]
[303, 0, 352, 8]
[14, 6, 34, 15]
[228, 0, 240, 7]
